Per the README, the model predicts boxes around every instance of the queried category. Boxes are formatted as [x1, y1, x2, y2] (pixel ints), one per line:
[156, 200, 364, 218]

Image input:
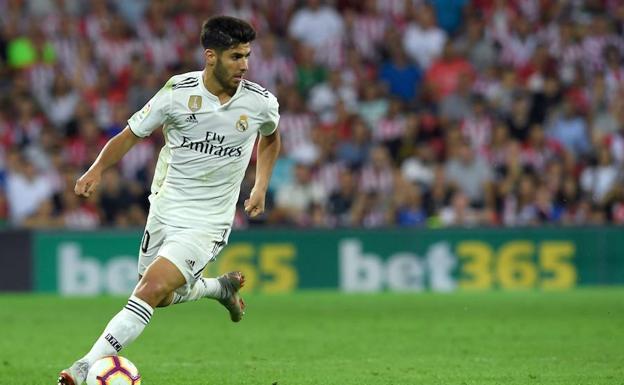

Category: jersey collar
[200, 70, 244, 107]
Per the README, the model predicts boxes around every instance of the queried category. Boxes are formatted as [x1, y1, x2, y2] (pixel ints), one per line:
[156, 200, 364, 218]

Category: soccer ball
[86, 356, 141, 385]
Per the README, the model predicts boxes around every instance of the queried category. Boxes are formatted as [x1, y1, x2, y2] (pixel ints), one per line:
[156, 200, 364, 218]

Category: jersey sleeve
[128, 78, 173, 138]
[258, 92, 280, 136]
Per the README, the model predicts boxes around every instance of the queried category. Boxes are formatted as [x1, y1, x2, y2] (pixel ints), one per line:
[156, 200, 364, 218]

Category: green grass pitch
[1, 289, 623, 385]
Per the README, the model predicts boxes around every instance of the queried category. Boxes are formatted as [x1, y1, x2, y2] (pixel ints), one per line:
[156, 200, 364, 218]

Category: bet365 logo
[339, 239, 577, 292]
[339, 239, 457, 292]
[57, 243, 137, 295]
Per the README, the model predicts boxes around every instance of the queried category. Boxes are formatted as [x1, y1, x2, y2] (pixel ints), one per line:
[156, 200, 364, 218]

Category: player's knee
[134, 279, 172, 308]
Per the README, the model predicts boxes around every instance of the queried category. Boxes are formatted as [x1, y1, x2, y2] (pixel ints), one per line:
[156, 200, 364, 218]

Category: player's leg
[165, 271, 246, 322]
[153, 275, 223, 307]
[151, 236, 246, 322]
[58, 257, 186, 385]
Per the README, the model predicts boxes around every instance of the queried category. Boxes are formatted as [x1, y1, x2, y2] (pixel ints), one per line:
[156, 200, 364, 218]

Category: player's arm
[245, 92, 281, 218]
[245, 130, 281, 218]
[75, 77, 172, 197]
[74, 126, 141, 197]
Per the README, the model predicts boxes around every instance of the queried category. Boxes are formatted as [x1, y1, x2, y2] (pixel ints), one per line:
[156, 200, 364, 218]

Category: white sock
[81, 295, 154, 367]
[171, 277, 223, 305]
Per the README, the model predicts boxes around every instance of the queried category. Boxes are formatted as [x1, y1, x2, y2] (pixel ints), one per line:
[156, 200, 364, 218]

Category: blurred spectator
[356, 82, 388, 130]
[444, 140, 493, 206]
[499, 18, 537, 69]
[5, 152, 53, 225]
[379, 43, 422, 103]
[288, 0, 345, 67]
[425, 41, 474, 102]
[22, 198, 60, 229]
[351, 190, 389, 228]
[401, 142, 435, 188]
[522, 124, 565, 173]
[336, 117, 371, 168]
[327, 168, 357, 226]
[459, 95, 494, 154]
[64, 119, 107, 169]
[359, 145, 395, 195]
[392, 178, 427, 227]
[278, 86, 317, 160]
[294, 44, 327, 96]
[248, 33, 296, 92]
[60, 189, 100, 229]
[430, 0, 468, 35]
[127, 62, 161, 112]
[37, 74, 79, 130]
[137, 3, 182, 73]
[289, 0, 344, 49]
[402, 4, 447, 70]
[373, 98, 406, 149]
[99, 168, 134, 225]
[346, 0, 387, 61]
[308, 69, 358, 123]
[438, 73, 472, 123]
[273, 162, 326, 226]
[546, 97, 591, 156]
[505, 93, 532, 142]
[580, 146, 620, 204]
[453, 17, 496, 71]
[439, 190, 482, 227]
[222, 0, 269, 34]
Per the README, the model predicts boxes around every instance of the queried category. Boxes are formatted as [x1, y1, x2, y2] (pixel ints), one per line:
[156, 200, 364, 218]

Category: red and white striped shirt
[63, 135, 108, 169]
[521, 139, 564, 173]
[559, 43, 584, 72]
[314, 160, 346, 195]
[52, 36, 79, 71]
[278, 112, 316, 156]
[373, 115, 406, 142]
[606, 132, 624, 164]
[96, 38, 140, 75]
[248, 53, 296, 93]
[121, 139, 157, 181]
[351, 14, 387, 60]
[516, 0, 541, 23]
[582, 34, 624, 74]
[64, 205, 100, 229]
[221, 4, 269, 34]
[314, 37, 346, 69]
[143, 36, 182, 73]
[499, 33, 538, 68]
[460, 115, 493, 154]
[604, 66, 624, 101]
[359, 165, 394, 194]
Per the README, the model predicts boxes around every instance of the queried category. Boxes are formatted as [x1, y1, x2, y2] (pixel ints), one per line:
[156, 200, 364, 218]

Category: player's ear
[205, 49, 217, 66]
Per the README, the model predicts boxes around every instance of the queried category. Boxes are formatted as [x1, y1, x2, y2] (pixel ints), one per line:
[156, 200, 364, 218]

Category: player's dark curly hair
[200, 16, 256, 51]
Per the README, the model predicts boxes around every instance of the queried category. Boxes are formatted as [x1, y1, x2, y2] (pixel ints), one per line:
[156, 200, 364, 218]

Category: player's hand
[74, 168, 102, 197]
[244, 188, 265, 218]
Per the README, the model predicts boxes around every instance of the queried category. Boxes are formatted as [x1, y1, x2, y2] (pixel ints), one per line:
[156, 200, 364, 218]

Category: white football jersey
[128, 70, 279, 239]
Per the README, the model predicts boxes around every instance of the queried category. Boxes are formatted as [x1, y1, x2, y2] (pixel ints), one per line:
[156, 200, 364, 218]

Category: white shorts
[138, 215, 227, 296]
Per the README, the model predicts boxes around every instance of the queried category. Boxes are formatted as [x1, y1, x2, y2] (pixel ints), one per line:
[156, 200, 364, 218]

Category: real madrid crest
[236, 114, 249, 132]
[187, 95, 202, 112]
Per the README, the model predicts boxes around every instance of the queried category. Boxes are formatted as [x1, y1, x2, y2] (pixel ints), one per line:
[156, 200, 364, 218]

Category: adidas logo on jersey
[185, 259, 196, 268]
[185, 114, 198, 124]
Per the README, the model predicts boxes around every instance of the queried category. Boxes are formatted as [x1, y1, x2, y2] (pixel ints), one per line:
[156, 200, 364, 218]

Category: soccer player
[58, 16, 280, 385]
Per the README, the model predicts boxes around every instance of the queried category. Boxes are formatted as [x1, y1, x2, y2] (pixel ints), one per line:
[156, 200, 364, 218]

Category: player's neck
[202, 70, 235, 104]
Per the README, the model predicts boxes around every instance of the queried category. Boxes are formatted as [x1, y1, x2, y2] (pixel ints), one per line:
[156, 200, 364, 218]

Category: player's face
[214, 43, 251, 90]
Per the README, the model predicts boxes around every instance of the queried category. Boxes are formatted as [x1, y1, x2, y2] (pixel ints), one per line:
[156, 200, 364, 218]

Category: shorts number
[141, 230, 150, 253]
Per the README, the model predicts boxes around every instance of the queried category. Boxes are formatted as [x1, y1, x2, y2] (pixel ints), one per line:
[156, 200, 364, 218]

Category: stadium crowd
[0, 0, 623, 229]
